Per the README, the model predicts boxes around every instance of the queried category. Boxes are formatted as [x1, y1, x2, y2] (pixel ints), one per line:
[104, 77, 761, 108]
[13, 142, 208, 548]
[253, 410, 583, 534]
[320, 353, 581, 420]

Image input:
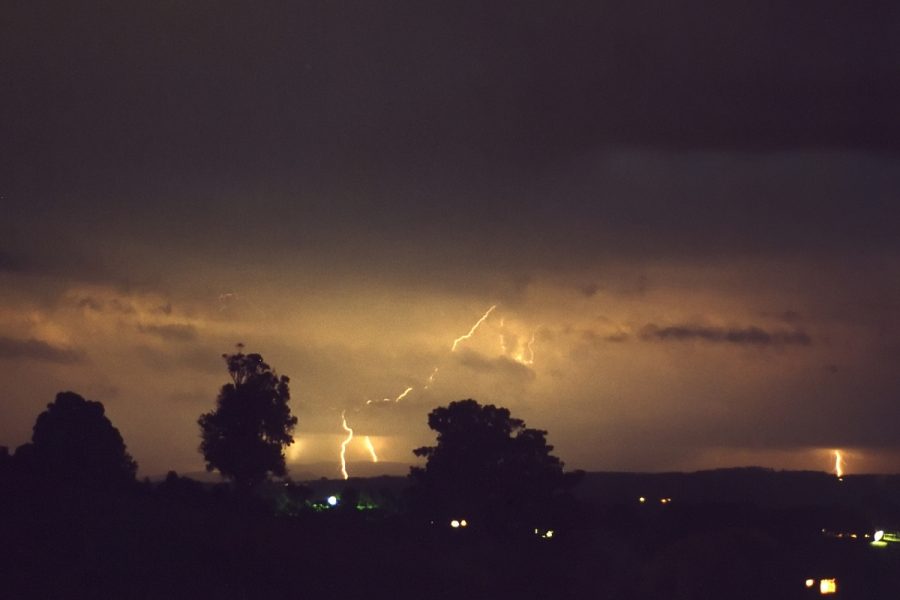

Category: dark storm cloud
[640, 324, 812, 346]
[0, 337, 85, 364]
[0, 250, 26, 273]
[137, 323, 198, 343]
[4, 0, 899, 190]
[2, 1, 899, 285]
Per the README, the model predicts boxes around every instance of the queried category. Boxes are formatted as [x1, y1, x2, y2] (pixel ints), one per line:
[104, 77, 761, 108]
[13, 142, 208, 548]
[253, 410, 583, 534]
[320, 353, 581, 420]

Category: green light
[871, 541, 888, 548]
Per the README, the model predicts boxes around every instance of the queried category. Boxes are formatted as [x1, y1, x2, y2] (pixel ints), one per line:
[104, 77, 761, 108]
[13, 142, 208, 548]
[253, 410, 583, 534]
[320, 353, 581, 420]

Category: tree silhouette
[19, 391, 137, 487]
[409, 399, 580, 532]
[198, 348, 297, 490]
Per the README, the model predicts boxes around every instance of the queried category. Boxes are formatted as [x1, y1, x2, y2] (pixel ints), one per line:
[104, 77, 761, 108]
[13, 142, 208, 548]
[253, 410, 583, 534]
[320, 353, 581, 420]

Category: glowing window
[819, 578, 837, 595]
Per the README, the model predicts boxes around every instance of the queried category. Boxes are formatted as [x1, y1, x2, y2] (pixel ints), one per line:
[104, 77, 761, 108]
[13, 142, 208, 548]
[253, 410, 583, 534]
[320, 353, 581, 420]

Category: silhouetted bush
[14, 391, 137, 488]
[409, 399, 581, 534]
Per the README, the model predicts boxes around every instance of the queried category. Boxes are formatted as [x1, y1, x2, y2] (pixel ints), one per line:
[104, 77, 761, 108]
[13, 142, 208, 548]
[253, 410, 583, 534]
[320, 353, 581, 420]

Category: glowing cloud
[513, 330, 537, 365]
[451, 304, 497, 352]
[339, 411, 354, 480]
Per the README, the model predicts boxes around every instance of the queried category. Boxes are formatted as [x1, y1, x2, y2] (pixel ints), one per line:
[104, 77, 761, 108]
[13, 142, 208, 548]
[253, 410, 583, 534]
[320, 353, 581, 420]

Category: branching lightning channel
[451, 304, 497, 352]
[364, 436, 379, 463]
[339, 411, 354, 480]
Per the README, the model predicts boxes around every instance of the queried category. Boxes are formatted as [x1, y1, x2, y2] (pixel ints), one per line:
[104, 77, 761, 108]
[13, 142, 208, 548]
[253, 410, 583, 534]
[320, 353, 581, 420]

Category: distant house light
[639, 497, 646, 503]
[805, 579, 815, 588]
[326, 495, 338, 507]
[450, 519, 460, 528]
[819, 578, 837, 595]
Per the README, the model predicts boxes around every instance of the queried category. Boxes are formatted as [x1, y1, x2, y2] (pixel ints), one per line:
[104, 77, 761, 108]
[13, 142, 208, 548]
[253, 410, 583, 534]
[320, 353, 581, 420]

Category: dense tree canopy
[198, 349, 297, 490]
[16, 391, 137, 487]
[410, 399, 580, 532]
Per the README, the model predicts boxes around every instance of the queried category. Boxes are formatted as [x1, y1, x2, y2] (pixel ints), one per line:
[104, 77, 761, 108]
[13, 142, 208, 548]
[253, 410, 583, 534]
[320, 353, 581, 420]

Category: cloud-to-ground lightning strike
[451, 305, 497, 352]
[339, 411, 354, 480]
[834, 449, 844, 479]
[364, 436, 378, 463]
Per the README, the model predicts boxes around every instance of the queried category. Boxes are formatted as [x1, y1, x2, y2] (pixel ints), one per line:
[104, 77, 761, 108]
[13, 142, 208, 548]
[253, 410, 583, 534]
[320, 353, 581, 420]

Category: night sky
[3, 1, 899, 477]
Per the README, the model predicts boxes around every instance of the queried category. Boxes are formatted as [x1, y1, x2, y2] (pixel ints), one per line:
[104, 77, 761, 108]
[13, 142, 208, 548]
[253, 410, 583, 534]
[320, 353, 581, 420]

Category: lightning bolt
[451, 304, 497, 352]
[360, 303, 501, 460]
[526, 330, 536, 363]
[394, 386, 413, 402]
[834, 449, 844, 479]
[339, 411, 354, 480]
[513, 330, 537, 365]
[423, 367, 439, 389]
[366, 385, 415, 405]
[364, 436, 379, 463]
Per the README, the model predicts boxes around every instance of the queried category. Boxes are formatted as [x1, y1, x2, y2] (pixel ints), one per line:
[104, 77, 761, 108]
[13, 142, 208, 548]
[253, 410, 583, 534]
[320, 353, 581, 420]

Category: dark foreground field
[2, 469, 900, 599]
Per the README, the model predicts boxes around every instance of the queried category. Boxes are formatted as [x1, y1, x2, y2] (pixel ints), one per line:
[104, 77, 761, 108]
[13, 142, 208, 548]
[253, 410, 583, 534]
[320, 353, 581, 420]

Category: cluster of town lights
[450, 519, 468, 528]
[871, 528, 900, 547]
[638, 496, 672, 504]
[805, 578, 837, 595]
